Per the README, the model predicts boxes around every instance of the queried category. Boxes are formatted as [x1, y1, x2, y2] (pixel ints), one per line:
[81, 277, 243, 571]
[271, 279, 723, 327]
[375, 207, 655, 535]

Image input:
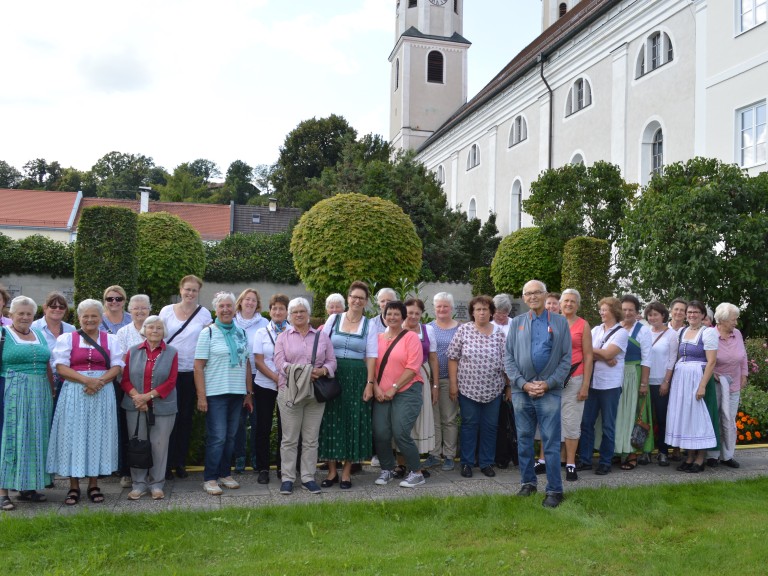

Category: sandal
[1, 496, 15, 511]
[65, 488, 81, 506]
[392, 465, 407, 479]
[87, 486, 105, 503]
[620, 456, 638, 470]
[18, 490, 47, 502]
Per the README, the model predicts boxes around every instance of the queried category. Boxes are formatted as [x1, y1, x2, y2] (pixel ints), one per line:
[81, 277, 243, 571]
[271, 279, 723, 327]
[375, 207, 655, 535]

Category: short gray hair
[77, 298, 104, 316]
[714, 302, 740, 324]
[325, 293, 345, 310]
[9, 295, 37, 314]
[287, 297, 311, 317]
[212, 291, 236, 309]
[433, 292, 455, 307]
[375, 288, 397, 301]
[139, 315, 166, 337]
[128, 294, 151, 311]
[524, 279, 547, 294]
[492, 293, 512, 313]
[560, 288, 582, 307]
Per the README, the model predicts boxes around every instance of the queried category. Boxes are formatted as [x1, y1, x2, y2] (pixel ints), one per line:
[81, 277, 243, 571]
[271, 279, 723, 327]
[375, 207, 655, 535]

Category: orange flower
[756, 431, 762, 439]
[739, 434, 745, 441]
[737, 421, 744, 429]
[741, 416, 748, 422]
[738, 411, 745, 417]
[746, 432, 753, 441]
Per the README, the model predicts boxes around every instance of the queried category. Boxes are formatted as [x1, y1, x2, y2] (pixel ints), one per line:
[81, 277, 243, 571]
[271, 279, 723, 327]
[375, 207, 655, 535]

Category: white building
[389, 0, 768, 235]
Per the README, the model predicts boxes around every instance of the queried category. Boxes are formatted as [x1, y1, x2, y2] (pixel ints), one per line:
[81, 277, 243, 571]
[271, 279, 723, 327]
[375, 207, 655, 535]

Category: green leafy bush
[490, 227, 560, 297]
[469, 267, 494, 297]
[290, 193, 422, 297]
[0, 232, 74, 277]
[561, 237, 610, 326]
[738, 387, 768, 442]
[74, 206, 138, 303]
[137, 212, 206, 308]
[204, 231, 299, 284]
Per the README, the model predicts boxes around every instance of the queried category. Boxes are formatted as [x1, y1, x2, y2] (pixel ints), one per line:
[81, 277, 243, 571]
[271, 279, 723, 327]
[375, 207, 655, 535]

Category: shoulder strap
[600, 325, 622, 348]
[652, 328, 668, 347]
[377, 330, 409, 383]
[311, 330, 321, 367]
[0, 327, 5, 372]
[77, 329, 111, 369]
[100, 319, 112, 334]
[167, 305, 202, 344]
[267, 324, 276, 346]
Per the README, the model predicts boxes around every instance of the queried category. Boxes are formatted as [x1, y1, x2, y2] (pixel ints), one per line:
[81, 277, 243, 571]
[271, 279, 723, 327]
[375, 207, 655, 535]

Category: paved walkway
[7, 447, 768, 517]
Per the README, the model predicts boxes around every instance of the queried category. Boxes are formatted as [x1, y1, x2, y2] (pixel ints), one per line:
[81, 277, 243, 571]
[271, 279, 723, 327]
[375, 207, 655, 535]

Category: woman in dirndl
[665, 300, 720, 473]
[319, 281, 378, 489]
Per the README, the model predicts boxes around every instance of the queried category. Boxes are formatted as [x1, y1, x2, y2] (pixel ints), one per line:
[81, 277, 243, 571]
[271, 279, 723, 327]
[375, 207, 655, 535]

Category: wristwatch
[392, 383, 400, 390]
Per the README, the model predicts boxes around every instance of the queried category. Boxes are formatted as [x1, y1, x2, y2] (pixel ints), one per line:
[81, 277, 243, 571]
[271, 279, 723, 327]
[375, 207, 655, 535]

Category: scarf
[215, 318, 244, 367]
[236, 311, 262, 330]
[272, 320, 289, 335]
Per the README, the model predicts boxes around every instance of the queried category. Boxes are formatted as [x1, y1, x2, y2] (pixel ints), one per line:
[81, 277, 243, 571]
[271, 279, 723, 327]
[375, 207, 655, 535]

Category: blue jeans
[459, 393, 501, 468]
[233, 406, 257, 467]
[513, 391, 563, 494]
[579, 386, 622, 467]
[204, 394, 243, 482]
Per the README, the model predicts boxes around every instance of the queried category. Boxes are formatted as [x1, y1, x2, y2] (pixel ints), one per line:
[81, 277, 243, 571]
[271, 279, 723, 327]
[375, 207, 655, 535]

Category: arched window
[466, 143, 480, 170]
[571, 153, 584, 166]
[436, 164, 445, 184]
[408, 0, 417, 8]
[510, 180, 523, 233]
[427, 51, 444, 83]
[395, 59, 400, 90]
[509, 115, 528, 147]
[454, 0, 459, 14]
[566, 78, 592, 116]
[651, 128, 664, 175]
[468, 198, 477, 220]
[636, 31, 674, 78]
[559, 3, 568, 18]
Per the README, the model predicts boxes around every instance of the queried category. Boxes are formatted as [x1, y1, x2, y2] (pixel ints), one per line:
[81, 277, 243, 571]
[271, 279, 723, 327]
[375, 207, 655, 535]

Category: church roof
[401, 26, 471, 45]
[419, 0, 619, 150]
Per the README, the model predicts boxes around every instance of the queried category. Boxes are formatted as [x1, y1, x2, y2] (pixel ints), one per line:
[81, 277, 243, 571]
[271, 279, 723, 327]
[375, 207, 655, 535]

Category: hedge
[560, 236, 610, 327]
[74, 206, 139, 303]
[469, 267, 494, 297]
[0, 232, 74, 278]
[205, 231, 299, 284]
[490, 227, 560, 297]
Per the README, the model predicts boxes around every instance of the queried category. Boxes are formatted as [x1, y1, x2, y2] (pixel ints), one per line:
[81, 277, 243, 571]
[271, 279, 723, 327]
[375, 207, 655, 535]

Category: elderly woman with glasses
[195, 292, 253, 495]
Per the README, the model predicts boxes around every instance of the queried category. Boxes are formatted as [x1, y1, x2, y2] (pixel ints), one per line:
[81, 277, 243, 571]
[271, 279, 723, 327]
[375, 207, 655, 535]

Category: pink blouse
[376, 331, 423, 394]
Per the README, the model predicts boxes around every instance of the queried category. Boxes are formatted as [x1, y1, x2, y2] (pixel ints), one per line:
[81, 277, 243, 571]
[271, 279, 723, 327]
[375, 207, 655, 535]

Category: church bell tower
[389, 0, 471, 152]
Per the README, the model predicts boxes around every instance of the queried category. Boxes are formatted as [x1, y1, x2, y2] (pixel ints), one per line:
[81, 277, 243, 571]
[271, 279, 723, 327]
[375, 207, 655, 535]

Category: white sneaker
[120, 476, 132, 488]
[219, 476, 240, 489]
[203, 480, 223, 495]
[375, 470, 394, 485]
[399, 471, 425, 488]
[370, 455, 381, 468]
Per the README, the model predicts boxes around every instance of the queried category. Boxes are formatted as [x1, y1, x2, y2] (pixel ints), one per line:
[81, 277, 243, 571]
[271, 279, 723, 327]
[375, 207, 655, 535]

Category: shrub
[469, 267, 494, 297]
[74, 206, 138, 303]
[737, 387, 768, 444]
[0, 232, 74, 278]
[204, 231, 299, 284]
[490, 227, 560, 296]
[561, 236, 610, 326]
[745, 338, 768, 393]
[290, 193, 422, 297]
[137, 212, 206, 308]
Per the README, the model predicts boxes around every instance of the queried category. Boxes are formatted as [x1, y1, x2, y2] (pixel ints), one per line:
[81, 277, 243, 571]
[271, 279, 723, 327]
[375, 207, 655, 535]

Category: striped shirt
[194, 324, 249, 396]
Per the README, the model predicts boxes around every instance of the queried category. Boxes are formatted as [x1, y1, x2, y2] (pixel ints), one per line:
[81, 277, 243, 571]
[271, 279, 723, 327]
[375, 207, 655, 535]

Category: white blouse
[160, 304, 213, 371]
[52, 332, 125, 369]
[590, 324, 629, 390]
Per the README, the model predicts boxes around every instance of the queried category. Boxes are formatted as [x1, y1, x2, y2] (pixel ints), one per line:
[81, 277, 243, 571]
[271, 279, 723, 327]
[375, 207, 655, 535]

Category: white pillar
[487, 126, 498, 216]
[611, 43, 628, 173]
[694, 0, 708, 156]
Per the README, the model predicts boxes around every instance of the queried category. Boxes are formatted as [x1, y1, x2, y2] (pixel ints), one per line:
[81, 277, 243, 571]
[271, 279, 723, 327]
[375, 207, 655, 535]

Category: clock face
[429, 0, 448, 5]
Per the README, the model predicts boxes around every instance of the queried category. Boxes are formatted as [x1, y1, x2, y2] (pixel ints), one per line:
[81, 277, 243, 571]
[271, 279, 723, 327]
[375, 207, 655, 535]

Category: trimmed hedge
[74, 206, 138, 303]
[0, 232, 74, 278]
[490, 227, 560, 297]
[205, 231, 299, 284]
[469, 267, 494, 297]
[560, 236, 610, 327]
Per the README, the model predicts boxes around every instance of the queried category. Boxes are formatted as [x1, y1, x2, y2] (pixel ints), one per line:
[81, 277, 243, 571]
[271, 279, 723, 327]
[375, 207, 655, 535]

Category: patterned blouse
[447, 322, 506, 403]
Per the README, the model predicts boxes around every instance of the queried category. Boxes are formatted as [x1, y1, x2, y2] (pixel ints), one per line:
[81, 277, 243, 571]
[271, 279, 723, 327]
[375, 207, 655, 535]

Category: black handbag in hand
[311, 331, 341, 403]
[126, 411, 153, 469]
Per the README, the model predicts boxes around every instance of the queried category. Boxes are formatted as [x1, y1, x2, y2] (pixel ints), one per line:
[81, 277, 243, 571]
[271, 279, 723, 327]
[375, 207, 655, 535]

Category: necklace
[11, 325, 31, 336]
[345, 312, 362, 324]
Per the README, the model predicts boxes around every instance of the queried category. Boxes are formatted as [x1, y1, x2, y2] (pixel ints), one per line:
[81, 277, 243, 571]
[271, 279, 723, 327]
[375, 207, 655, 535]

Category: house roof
[0, 189, 80, 230]
[233, 204, 302, 235]
[419, 0, 618, 150]
[76, 198, 232, 241]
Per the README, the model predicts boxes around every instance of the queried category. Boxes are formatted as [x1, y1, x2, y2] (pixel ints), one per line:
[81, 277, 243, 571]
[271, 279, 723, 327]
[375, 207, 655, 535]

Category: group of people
[0, 277, 749, 510]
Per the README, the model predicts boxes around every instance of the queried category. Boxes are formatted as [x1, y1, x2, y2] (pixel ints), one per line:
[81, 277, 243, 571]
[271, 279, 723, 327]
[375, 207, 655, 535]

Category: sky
[0, 1, 541, 178]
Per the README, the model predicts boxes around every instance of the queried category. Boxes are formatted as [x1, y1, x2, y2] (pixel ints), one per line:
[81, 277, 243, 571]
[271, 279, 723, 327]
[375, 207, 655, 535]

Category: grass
[1, 477, 767, 575]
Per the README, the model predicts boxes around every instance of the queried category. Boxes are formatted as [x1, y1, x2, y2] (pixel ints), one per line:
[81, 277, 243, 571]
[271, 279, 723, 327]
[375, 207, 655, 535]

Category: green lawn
[2, 478, 766, 575]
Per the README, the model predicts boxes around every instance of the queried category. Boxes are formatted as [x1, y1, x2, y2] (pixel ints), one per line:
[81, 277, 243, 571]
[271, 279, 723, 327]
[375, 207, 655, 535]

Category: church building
[389, 0, 768, 235]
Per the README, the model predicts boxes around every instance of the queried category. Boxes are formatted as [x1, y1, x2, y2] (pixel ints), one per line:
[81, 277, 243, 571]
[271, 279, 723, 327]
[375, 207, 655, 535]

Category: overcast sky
[0, 1, 541, 176]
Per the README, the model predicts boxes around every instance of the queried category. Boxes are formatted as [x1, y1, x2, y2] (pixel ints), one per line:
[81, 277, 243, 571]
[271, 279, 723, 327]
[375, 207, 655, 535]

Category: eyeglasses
[105, 296, 125, 303]
[47, 304, 67, 310]
[348, 295, 366, 301]
[523, 290, 544, 297]
[130, 307, 150, 312]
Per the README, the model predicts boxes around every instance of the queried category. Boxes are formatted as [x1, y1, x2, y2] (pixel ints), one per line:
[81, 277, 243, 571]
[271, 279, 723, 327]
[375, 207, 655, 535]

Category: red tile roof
[76, 198, 231, 241]
[0, 189, 79, 229]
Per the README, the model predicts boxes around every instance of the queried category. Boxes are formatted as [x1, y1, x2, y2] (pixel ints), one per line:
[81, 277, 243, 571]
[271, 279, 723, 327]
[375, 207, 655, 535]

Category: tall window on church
[467, 143, 480, 170]
[738, 100, 766, 167]
[468, 198, 477, 220]
[436, 164, 445, 184]
[559, 3, 568, 18]
[651, 129, 664, 175]
[395, 59, 400, 91]
[740, 0, 767, 33]
[409, 0, 417, 8]
[427, 51, 444, 83]
[509, 115, 528, 147]
[566, 78, 592, 116]
[454, 0, 459, 14]
[635, 31, 674, 78]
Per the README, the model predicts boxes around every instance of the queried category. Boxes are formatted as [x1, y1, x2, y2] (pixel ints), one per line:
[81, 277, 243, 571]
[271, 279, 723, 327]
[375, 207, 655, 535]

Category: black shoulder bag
[311, 330, 341, 403]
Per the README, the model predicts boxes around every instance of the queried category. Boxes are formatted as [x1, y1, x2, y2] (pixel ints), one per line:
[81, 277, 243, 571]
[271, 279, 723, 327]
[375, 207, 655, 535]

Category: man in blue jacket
[505, 280, 572, 508]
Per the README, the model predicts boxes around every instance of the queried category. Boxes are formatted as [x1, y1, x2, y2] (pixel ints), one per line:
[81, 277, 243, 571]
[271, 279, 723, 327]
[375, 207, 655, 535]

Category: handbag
[311, 331, 341, 403]
[630, 395, 650, 449]
[126, 411, 153, 469]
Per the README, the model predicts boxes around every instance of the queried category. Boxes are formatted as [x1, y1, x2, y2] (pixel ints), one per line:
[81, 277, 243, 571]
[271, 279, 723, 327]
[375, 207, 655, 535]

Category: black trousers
[167, 371, 196, 469]
[252, 385, 278, 471]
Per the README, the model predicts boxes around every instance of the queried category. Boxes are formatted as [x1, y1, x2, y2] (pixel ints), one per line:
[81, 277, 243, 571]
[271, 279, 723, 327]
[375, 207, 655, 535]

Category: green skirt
[318, 358, 372, 461]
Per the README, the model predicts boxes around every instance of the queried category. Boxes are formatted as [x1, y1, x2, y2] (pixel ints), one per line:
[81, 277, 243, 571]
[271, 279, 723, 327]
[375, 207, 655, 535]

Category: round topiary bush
[290, 193, 422, 297]
[490, 227, 560, 297]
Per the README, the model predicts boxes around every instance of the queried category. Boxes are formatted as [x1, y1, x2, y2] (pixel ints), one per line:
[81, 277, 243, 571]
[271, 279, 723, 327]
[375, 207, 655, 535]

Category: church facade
[389, 0, 768, 235]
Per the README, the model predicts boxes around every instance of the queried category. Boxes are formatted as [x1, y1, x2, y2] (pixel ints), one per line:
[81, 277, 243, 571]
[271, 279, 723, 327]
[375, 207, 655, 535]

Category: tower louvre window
[559, 3, 567, 18]
[427, 51, 444, 83]
[409, 0, 417, 8]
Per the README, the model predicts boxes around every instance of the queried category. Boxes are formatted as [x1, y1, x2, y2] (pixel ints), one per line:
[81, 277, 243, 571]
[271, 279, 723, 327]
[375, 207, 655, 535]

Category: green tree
[91, 151, 156, 198]
[219, 160, 257, 205]
[290, 193, 421, 298]
[491, 227, 561, 297]
[0, 160, 21, 188]
[137, 212, 206, 307]
[189, 159, 221, 182]
[523, 161, 636, 260]
[156, 163, 209, 203]
[618, 157, 768, 336]
[272, 114, 357, 208]
[561, 237, 610, 327]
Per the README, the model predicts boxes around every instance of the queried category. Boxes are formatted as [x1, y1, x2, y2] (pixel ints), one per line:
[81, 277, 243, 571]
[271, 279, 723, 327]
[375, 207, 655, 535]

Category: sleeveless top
[679, 328, 706, 364]
[70, 331, 111, 372]
[569, 317, 586, 377]
[0, 327, 50, 377]
[429, 321, 460, 379]
[625, 322, 643, 364]
[329, 314, 370, 360]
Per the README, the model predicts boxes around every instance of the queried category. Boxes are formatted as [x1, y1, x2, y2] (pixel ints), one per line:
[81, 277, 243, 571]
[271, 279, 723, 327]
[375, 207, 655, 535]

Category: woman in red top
[372, 301, 425, 489]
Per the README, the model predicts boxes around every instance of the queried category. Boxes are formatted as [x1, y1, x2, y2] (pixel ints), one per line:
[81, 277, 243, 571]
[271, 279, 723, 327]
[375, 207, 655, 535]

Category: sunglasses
[105, 296, 125, 303]
[47, 303, 67, 310]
